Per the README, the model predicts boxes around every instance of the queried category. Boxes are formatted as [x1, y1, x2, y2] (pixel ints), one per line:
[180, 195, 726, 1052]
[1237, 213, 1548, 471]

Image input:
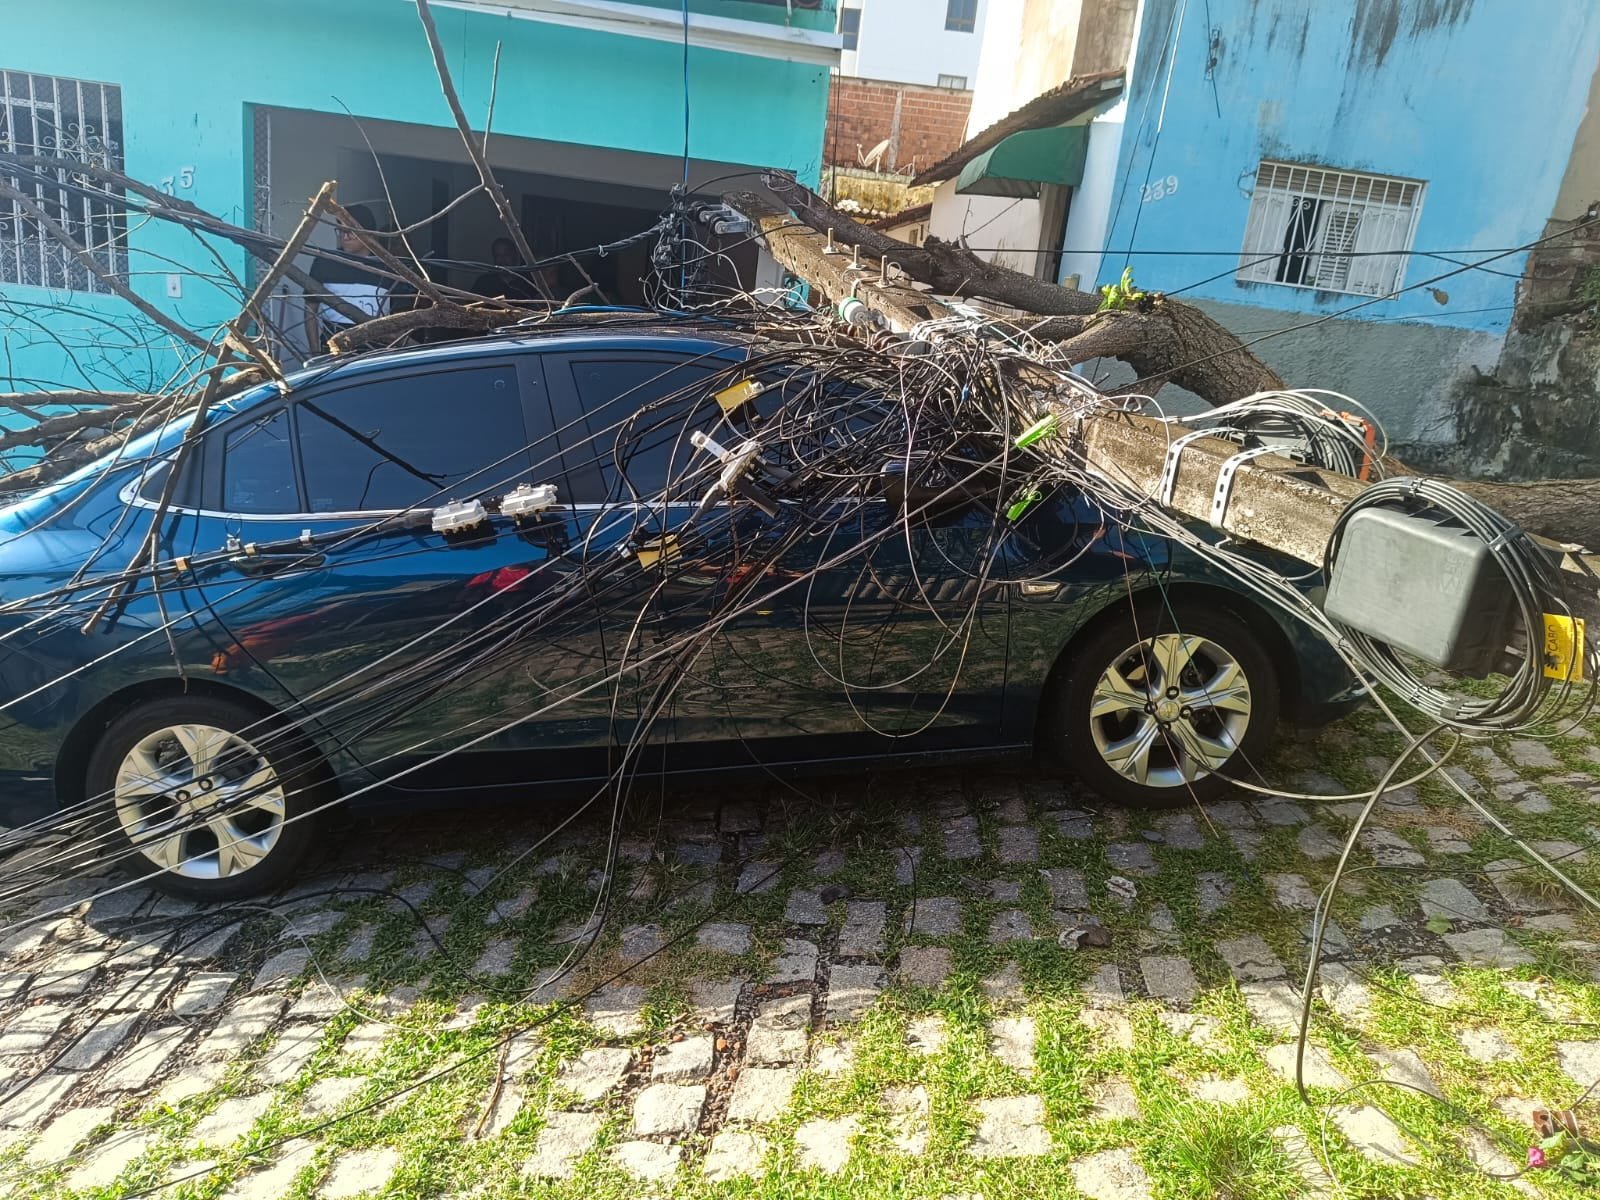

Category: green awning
[955, 124, 1089, 198]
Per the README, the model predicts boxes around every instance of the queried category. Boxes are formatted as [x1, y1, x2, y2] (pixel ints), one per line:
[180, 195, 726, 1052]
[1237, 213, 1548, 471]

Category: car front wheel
[84, 694, 326, 899]
[1052, 601, 1280, 806]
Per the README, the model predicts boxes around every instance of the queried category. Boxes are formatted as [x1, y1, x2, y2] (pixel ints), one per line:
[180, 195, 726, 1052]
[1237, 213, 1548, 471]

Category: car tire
[1049, 599, 1280, 807]
[84, 694, 328, 900]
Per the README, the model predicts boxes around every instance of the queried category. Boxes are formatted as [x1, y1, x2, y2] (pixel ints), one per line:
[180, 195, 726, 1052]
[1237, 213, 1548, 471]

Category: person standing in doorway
[473, 237, 549, 303]
[304, 204, 391, 354]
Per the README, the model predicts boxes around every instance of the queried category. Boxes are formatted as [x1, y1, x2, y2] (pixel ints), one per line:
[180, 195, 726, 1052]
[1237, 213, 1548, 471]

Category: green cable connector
[1014, 413, 1058, 450]
[1006, 488, 1043, 521]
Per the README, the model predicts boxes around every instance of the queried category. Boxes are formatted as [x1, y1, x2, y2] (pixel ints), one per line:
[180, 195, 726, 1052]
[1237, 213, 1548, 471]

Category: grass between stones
[3, 723, 1600, 1198]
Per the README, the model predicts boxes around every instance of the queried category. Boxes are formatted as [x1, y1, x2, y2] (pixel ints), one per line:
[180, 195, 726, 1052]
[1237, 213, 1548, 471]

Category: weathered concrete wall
[1191, 300, 1505, 448]
[1071, 298, 1503, 447]
[1408, 323, 1600, 479]
[969, 0, 1135, 132]
[1519, 211, 1600, 325]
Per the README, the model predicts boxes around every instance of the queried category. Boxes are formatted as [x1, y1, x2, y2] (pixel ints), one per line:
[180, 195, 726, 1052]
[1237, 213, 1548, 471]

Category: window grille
[945, 0, 977, 33]
[937, 73, 968, 89]
[0, 69, 126, 293]
[1236, 162, 1423, 298]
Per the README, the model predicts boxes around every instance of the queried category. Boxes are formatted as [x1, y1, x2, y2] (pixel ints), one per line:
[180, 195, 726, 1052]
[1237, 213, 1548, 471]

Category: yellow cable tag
[634, 535, 679, 569]
[1543, 613, 1585, 681]
[713, 379, 764, 412]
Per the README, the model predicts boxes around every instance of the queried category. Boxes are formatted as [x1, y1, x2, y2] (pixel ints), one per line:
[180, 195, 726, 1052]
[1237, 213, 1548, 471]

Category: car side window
[295, 363, 531, 512]
[219, 407, 298, 514]
[553, 355, 722, 503]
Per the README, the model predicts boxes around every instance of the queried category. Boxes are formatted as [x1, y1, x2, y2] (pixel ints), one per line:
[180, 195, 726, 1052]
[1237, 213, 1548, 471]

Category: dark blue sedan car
[0, 323, 1362, 898]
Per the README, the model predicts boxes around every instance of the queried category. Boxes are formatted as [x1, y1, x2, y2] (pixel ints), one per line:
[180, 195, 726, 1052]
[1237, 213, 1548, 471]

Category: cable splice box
[431, 498, 488, 535]
[1324, 505, 1516, 676]
[501, 483, 559, 520]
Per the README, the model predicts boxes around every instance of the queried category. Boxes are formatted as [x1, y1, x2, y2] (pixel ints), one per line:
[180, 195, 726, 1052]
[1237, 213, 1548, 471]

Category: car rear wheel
[1050, 600, 1280, 806]
[84, 695, 327, 899]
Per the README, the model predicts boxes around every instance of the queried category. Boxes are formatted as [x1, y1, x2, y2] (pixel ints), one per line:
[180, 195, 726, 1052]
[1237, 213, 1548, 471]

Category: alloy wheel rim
[1088, 632, 1252, 788]
[113, 723, 286, 879]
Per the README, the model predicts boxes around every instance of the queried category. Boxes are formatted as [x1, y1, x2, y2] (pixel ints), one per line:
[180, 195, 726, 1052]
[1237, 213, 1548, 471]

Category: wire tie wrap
[1485, 524, 1524, 554]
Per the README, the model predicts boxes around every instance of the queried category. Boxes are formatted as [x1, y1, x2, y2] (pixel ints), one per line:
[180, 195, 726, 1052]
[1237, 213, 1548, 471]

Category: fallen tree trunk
[327, 301, 525, 353]
[769, 177, 1285, 401]
[762, 179, 1600, 549]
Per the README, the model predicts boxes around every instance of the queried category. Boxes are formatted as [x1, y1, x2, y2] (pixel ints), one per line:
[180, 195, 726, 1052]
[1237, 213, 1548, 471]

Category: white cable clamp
[1210, 445, 1279, 527]
[1156, 430, 1213, 507]
[690, 431, 761, 494]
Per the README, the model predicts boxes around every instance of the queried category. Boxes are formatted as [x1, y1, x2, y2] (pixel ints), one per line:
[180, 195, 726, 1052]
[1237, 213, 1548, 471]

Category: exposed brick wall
[824, 76, 973, 176]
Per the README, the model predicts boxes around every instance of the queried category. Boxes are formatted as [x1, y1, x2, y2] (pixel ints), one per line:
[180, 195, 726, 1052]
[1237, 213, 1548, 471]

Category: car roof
[6, 317, 765, 507]
[285, 314, 757, 392]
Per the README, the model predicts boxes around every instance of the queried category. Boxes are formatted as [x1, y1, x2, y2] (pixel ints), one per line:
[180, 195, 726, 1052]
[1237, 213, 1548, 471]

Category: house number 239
[1140, 175, 1179, 203]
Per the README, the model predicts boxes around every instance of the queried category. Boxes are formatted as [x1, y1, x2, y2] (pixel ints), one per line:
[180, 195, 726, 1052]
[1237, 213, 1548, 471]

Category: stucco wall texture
[1099, 0, 1600, 336]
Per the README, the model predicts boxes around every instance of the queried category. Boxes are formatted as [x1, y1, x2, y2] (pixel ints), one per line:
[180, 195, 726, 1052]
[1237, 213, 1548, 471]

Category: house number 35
[161, 166, 196, 195]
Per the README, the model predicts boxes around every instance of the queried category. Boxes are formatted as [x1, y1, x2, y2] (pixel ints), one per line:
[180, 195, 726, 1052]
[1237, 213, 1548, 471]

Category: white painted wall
[964, 0, 1025, 133]
[1057, 113, 1124, 289]
[928, 180, 1042, 274]
[839, 0, 988, 87]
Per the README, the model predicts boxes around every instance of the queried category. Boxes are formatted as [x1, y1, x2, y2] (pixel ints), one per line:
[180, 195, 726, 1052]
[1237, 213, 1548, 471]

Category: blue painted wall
[1, 0, 832, 392]
[1094, 0, 1600, 335]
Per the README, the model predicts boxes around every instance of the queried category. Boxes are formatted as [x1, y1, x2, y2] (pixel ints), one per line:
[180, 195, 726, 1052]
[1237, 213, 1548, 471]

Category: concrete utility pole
[723, 190, 1600, 630]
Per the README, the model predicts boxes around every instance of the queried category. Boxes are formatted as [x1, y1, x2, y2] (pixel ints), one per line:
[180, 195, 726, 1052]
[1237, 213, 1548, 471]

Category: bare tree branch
[0, 391, 146, 409]
[0, 399, 151, 452]
[328, 302, 524, 353]
[2, 154, 368, 327]
[413, 0, 553, 301]
[0, 178, 214, 355]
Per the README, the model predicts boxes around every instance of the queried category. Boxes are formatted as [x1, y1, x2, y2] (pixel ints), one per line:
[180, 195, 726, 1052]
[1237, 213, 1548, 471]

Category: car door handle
[228, 551, 326, 576]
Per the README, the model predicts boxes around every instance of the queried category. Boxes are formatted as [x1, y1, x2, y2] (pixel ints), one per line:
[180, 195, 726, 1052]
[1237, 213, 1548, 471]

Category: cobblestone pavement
[2, 709, 1599, 1198]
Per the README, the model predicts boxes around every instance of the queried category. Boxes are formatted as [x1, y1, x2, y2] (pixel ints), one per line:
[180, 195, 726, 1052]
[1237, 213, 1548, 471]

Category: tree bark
[326, 302, 524, 353]
[770, 177, 1283, 401]
[1448, 477, 1600, 546]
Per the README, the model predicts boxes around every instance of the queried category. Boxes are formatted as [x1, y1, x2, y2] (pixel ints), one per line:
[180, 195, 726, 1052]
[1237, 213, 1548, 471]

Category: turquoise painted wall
[1095, 0, 1600, 336]
[0, 0, 832, 392]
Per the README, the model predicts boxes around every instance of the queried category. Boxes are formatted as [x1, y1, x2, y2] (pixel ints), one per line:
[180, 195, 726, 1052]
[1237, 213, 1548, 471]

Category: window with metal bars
[0, 69, 127, 293]
[1236, 162, 1423, 298]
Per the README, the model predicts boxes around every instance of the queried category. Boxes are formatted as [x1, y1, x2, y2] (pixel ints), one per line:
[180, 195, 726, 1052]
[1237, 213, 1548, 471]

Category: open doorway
[251, 107, 780, 360]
